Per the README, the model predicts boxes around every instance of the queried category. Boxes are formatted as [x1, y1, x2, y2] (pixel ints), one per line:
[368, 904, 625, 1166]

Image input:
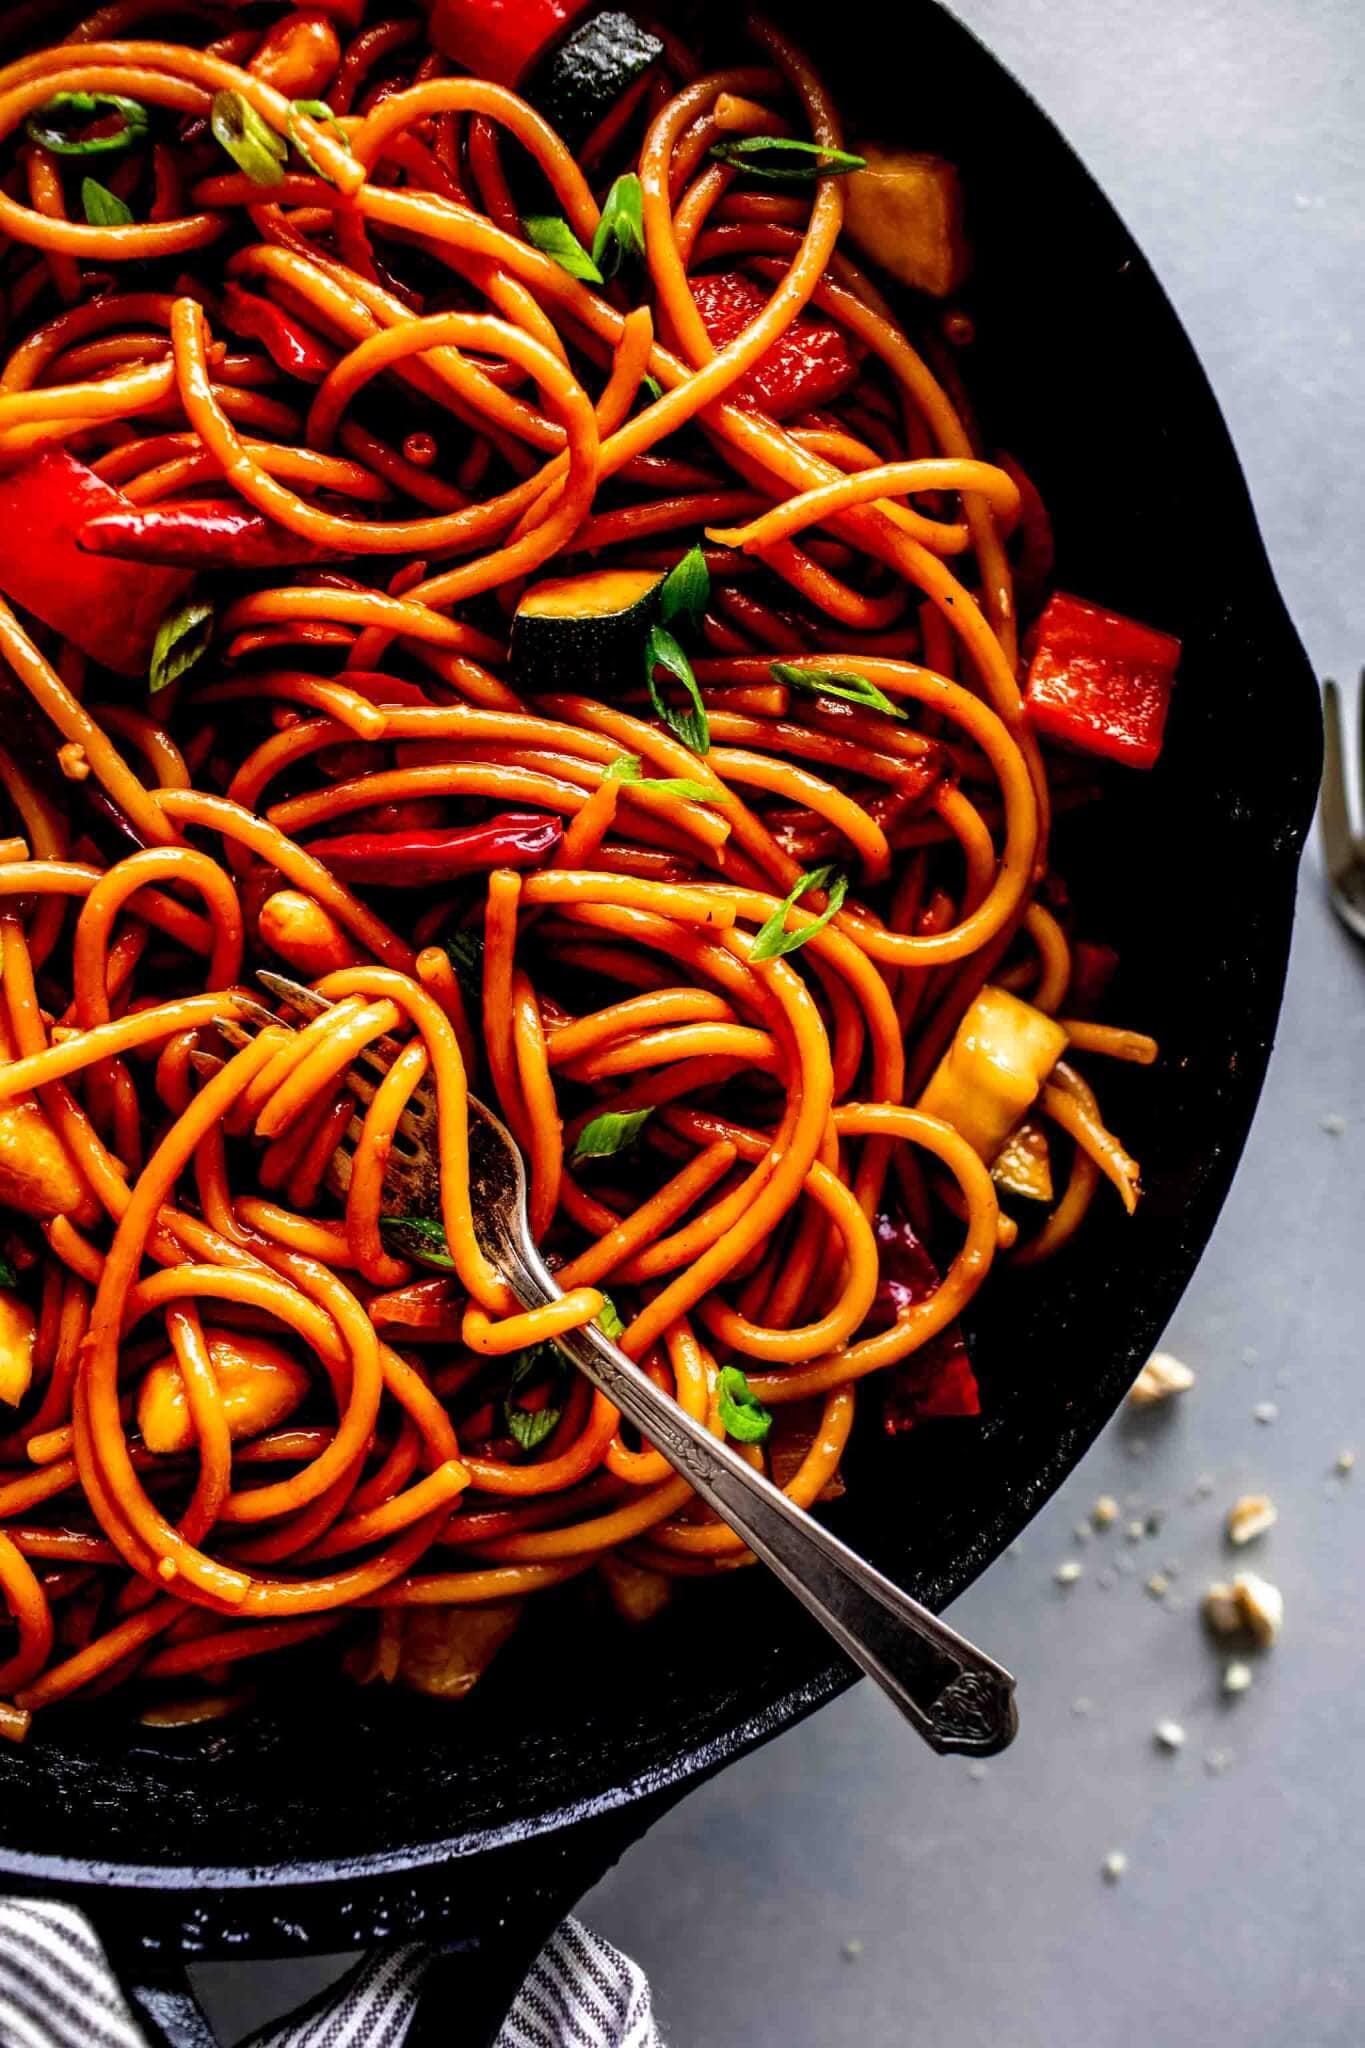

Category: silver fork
[1320, 676, 1365, 941]
[213, 970, 1018, 1757]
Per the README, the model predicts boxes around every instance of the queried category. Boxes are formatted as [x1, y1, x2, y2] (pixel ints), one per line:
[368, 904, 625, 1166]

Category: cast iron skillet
[0, 2, 1322, 2040]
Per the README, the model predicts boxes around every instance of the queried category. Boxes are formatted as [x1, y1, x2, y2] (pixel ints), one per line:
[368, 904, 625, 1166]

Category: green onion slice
[211, 90, 288, 187]
[148, 601, 213, 697]
[522, 214, 603, 285]
[708, 135, 866, 184]
[749, 864, 849, 963]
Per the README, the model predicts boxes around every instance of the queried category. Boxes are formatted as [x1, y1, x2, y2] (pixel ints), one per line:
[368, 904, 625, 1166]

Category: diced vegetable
[991, 1117, 1054, 1203]
[1023, 592, 1180, 771]
[0, 1014, 99, 1227]
[841, 146, 969, 297]
[0, 452, 193, 675]
[918, 985, 1068, 1163]
[220, 283, 335, 383]
[366, 1275, 463, 1340]
[430, 0, 591, 87]
[350, 1602, 523, 1698]
[304, 813, 562, 885]
[528, 9, 663, 144]
[246, 10, 341, 100]
[511, 566, 664, 691]
[868, 1211, 979, 1435]
[0, 1292, 35, 1410]
[81, 498, 338, 570]
[598, 1552, 672, 1623]
[258, 890, 361, 978]
[137, 1332, 311, 1454]
[690, 270, 860, 419]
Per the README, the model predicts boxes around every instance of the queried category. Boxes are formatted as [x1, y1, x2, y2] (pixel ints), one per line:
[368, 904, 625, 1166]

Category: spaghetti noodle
[0, 0, 1169, 1728]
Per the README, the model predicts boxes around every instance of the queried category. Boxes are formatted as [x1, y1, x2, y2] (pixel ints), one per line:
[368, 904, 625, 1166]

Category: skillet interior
[0, 0, 1321, 1958]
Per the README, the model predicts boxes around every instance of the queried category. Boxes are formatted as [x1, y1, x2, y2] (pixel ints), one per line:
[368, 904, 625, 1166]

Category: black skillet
[0, 2, 1322, 2041]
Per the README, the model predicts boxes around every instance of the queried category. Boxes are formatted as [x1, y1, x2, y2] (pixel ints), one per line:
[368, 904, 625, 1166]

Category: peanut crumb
[1054, 1559, 1083, 1586]
[1153, 1717, 1186, 1752]
[1129, 1352, 1195, 1407]
[1202, 1582, 1243, 1636]
[1223, 1660, 1254, 1696]
[1145, 1573, 1169, 1599]
[1233, 1571, 1283, 1646]
[1102, 1851, 1128, 1884]
[1336, 1448, 1355, 1476]
[1092, 1495, 1119, 1529]
[1226, 1494, 1277, 1546]
[57, 742, 89, 782]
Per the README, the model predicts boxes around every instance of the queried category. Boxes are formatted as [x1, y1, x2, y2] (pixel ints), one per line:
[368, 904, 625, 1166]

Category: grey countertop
[196, 1, 1365, 2040]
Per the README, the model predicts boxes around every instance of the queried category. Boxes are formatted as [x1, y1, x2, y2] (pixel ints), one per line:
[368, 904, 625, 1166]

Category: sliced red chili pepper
[0, 451, 193, 676]
[690, 270, 861, 419]
[79, 498, 340, 569]
[304, 812, 562, 885]
[869, 1210, 980, 1435]
[1023, 591, 1180, 771]
[219, 283, 336, 385]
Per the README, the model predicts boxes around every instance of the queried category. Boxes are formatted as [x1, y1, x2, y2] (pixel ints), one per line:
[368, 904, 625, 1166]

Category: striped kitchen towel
[0, 1898, 664, 2048]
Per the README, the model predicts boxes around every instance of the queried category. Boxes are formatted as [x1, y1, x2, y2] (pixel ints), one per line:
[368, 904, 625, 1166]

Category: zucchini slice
[528, 9, 664, 149]
[511, 567, 664, 692]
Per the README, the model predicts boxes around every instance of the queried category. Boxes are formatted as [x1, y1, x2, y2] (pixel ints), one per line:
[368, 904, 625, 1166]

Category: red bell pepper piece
[869, 1211, 980, 1435]
[690, 270, 861, 419]
[0, 451, 193, 677]
[219, 284, 336, 385]
[428, 0, 589, 85]
[367, 1276, 463, 1340]
[1024, 591, 1180, 771]
[80, 498, 339, 570]
[305, 812, 562, 885]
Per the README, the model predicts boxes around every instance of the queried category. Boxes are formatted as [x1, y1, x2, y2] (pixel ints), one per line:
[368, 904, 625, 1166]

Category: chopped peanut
[137, 1330, 311, 1455]
[1202, 1582, 1244, 1636]
[1226, 1494, 1277, 1546]
[1128, 1351, 1195, 1406]
[1233, 1571, 1283, 1647]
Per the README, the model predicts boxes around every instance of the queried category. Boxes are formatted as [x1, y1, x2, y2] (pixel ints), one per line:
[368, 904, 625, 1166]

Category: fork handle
[511, 1247, 1017, 1757]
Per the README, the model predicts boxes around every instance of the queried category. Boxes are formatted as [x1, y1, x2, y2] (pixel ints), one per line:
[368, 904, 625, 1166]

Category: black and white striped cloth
[0, 1899, 664, 2048]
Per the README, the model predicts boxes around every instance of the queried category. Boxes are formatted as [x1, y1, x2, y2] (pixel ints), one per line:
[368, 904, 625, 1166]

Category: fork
[1320, 676, 1365, 941]
[213, 970, 1019, 1758]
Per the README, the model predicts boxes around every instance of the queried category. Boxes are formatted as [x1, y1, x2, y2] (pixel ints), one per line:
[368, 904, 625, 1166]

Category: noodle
[0, 2, 1157, 1726]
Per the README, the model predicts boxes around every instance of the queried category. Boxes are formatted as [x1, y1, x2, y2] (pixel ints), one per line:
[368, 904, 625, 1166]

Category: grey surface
[195, 1, 1365, 2041]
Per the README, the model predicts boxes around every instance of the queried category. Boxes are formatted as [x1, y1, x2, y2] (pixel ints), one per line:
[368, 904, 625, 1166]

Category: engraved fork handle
[502, 1238, 1018, 1758]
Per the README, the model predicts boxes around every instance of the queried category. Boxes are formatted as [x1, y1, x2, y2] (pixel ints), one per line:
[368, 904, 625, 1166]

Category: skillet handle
[112, 1943, 545, 2048]
[120, 1972, 219, 2048]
